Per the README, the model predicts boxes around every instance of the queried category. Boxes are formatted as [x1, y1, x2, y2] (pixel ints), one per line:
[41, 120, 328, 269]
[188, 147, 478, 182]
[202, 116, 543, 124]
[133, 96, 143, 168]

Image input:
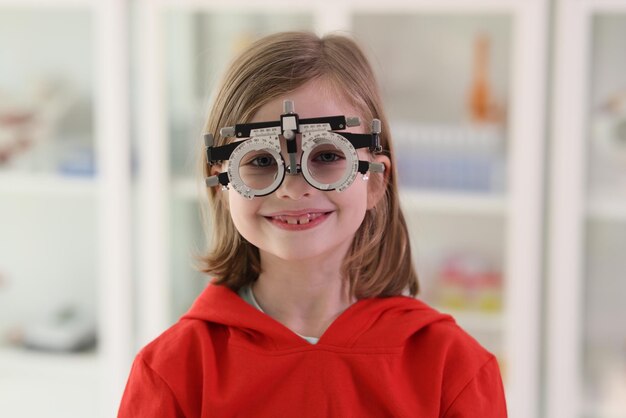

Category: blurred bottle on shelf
[467, 33, 504, 126]
[392, 33, 511, 195]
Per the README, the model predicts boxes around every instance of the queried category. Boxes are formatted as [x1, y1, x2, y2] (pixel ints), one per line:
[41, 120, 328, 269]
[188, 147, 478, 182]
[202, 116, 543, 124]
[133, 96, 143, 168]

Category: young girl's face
[222, 79, 388, 263]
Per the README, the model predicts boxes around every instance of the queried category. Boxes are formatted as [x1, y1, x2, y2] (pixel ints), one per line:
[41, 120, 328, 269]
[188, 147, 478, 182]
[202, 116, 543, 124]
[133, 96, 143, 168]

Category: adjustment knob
[283, 100, 295, 114]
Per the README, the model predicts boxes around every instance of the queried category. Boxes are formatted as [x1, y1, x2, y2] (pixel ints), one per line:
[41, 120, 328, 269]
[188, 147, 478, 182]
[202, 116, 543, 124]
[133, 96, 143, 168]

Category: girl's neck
[252, 252, 356, 338]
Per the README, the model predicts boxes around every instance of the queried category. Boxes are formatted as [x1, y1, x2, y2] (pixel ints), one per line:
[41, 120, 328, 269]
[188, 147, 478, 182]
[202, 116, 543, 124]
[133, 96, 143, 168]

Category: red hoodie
[118, 284, 507, 417]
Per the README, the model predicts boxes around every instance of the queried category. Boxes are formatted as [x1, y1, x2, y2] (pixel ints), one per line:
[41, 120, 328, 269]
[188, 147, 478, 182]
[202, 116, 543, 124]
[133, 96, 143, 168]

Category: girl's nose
[275, 171, 312, 200]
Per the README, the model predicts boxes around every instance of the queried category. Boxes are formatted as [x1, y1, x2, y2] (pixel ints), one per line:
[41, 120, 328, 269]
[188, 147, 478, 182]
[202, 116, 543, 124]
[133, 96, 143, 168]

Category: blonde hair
[198, 31, 418, 299]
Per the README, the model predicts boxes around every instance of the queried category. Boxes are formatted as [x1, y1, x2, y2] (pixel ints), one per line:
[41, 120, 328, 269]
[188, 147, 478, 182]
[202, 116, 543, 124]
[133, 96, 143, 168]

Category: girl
[118, 31, 507, 417]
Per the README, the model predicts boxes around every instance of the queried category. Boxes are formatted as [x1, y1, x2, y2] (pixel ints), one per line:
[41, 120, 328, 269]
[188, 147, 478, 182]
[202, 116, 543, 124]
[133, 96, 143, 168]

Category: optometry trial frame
[204, 100, 385, 199]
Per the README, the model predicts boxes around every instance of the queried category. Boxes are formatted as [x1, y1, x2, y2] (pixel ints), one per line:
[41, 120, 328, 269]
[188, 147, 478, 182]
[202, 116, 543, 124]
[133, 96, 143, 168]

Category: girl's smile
[263, 209, 334, 231]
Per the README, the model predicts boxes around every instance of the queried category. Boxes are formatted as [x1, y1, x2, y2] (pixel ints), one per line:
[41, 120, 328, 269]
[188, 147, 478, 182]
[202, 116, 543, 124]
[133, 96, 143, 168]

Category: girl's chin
[257, 244, 349, 264]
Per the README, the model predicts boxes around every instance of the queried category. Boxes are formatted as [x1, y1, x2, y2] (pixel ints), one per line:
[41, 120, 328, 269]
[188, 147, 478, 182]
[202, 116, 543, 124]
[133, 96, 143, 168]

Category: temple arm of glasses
[357, 160, 385, 175]
[206, 140, 246, 164]
[342, 132, 382, 152]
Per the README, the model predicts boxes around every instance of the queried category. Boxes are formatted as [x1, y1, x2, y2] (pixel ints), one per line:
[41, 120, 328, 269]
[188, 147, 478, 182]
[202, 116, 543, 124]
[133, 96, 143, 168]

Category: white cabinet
[15, 0, 621, 417]
[547, 2, 626, 417]
[0, 1, 131, 417]
[351, 9, 547, 418]
[136, 2, 547, 418]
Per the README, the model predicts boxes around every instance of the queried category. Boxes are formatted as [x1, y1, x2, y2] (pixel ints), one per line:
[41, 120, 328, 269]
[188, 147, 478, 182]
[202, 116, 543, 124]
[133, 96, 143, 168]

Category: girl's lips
[264, 211, 333, 231]
[271, 212, 324, 225]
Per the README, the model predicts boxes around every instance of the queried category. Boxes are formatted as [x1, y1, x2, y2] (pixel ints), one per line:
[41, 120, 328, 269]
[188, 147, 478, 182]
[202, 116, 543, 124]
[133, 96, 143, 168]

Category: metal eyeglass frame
[204, 100, 384, 199]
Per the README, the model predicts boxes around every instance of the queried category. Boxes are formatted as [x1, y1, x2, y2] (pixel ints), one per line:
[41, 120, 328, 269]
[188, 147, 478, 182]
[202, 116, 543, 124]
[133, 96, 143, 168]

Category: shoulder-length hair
[197, 31, 418, 299]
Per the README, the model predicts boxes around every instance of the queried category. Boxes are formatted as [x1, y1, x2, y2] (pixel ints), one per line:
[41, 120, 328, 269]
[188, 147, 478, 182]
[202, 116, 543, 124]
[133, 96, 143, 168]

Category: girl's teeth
[275, 213, 322, 225]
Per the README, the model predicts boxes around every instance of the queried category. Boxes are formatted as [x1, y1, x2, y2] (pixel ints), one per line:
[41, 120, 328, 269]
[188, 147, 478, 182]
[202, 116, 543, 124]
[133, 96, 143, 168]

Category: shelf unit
[0, 347, 99, 417]
[135, 2, 547, 418]
[437, 307, 504, 333]
[547, 1, 626, 418]
[0, 1, 132, 418]
[0, 172, 97, 197]
[400, 189, 507, 215]
[1, 0, 556, 417]
[588, 198, 626, 222]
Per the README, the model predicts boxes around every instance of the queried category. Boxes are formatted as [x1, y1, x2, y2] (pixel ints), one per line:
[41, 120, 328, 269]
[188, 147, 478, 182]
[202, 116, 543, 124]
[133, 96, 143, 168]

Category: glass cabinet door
[148, 9, 315, 330]
[162, 10, 517, 337]
[583, 13, 626, 418]
[0, 6, 99, 418]
[136, 5, 546, 418]
[166, 10, 315, 322]
[548, 6, 626, 418]
[353, 9, 511, 376]
[352, 8, 547, 418]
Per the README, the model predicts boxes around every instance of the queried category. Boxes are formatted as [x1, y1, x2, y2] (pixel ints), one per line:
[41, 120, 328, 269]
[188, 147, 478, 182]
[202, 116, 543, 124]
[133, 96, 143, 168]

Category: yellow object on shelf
[435, 251, 503, 314]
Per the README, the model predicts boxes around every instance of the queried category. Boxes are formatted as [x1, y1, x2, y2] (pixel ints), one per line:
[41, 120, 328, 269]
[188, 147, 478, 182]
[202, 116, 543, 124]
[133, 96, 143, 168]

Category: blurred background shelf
[0, 172, 96, 197]
[0, 346, 99, 418]
[587, 197, 626, 222]
[547, 5, 626, 418]
[583, 401, 626, 418]
[172, 177, 204, 200]
[0, 3, 130, 418]
[0, 345, 98, 378]
[400, 189, 506, 214]
[436, 307, 504, 333]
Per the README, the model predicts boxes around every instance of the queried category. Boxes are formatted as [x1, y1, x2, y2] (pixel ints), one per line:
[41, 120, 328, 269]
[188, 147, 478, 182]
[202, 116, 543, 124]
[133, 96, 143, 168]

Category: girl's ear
[208, 162, 226, 192]
[208, 163, 230, 207]
[209, 163, 223, 177]
[367, 154, 391, 209]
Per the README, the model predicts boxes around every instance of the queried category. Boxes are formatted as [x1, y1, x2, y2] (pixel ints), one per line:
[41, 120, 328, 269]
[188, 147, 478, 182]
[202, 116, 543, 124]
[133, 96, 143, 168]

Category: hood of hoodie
[181, 284, 454, 352]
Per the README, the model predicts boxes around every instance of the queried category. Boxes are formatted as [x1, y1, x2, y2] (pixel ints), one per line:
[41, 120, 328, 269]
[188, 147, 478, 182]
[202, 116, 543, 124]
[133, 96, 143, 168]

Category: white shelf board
[588, 197, 626, 222]
[399, 189, 507, 215]
[583, 399, 626, 418]
[0, 344, 98, 375]
[0, 172, 97, 198]
[437, 307, 504, 333]
[579, 0, 626, 13]
[172, 177, 205, 201]
[0, 0, 93, 6]
[151, 0, 523, 13]
[0, 345, 100, 418]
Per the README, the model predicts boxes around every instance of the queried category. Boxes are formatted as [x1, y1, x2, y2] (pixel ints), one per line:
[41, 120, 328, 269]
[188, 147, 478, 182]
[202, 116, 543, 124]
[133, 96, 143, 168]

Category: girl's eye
[248, 155, 275, 167]
[313, 152, 343, 163]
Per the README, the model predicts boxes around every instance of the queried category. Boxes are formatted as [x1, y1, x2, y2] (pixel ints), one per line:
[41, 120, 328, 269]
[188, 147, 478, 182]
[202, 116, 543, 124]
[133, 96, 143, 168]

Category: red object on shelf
[0, 109, 36, 164]
[436, 252, 503, 312]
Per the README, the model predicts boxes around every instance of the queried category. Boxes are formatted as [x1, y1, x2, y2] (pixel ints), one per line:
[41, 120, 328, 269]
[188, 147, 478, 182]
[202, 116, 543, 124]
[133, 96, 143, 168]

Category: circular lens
[306, 143, 348, 186]
[301, 131, 359, 191]
[238, 150, 280, 190]
[227, 135, 284, 199]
